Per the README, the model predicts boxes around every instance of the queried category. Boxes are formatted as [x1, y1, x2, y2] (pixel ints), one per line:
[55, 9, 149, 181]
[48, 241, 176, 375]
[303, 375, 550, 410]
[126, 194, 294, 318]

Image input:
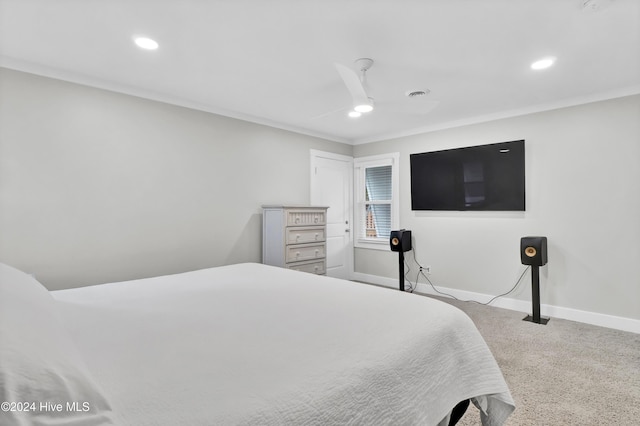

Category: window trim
[354, 153, 400, 250]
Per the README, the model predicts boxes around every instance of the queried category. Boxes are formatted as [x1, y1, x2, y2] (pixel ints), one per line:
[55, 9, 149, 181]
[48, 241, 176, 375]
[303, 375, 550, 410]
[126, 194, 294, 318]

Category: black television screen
[410, 140, 525, 211]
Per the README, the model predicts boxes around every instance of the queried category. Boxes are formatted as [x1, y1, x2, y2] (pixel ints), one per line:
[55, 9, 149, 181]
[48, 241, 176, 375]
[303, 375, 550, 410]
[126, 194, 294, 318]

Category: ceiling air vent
[406, 89, 430, 98]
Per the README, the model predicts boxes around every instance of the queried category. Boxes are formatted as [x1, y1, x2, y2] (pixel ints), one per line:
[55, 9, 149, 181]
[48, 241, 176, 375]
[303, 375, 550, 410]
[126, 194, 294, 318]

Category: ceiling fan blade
[334, 63, 370, 106]
[310, 105, 349, 120]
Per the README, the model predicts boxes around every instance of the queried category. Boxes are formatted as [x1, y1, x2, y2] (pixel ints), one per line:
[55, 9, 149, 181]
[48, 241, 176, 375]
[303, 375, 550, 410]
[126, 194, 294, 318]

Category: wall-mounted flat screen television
[410, 140, 525, 211]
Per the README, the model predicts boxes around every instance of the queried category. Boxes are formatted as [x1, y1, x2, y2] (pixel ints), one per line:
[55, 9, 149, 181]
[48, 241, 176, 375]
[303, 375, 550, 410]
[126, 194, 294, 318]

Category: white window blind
[364, 166, 392, 239]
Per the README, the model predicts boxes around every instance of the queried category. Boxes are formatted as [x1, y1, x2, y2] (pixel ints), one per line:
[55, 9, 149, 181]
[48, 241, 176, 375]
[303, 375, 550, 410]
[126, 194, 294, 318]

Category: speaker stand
[398, 251, 405, 291]
[523, 265, 550, 325]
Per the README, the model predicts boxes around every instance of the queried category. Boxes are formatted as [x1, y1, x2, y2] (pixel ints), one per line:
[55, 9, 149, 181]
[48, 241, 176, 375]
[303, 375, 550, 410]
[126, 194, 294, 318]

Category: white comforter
[52, 263, 514, 425]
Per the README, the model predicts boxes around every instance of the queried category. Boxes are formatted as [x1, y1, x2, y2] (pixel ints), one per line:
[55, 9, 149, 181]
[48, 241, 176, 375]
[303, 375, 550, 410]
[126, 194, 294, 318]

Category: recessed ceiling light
[531, 57, 556, 70]
[134, 36, 159, 50]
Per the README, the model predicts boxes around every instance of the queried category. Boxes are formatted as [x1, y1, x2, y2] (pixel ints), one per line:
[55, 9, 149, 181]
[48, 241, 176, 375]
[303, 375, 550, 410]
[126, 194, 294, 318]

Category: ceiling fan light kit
[354, 101, 374, 113]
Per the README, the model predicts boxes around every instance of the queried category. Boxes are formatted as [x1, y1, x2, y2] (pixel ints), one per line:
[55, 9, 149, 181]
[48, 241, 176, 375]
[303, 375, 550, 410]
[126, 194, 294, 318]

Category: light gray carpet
[425, 295, 640, 425]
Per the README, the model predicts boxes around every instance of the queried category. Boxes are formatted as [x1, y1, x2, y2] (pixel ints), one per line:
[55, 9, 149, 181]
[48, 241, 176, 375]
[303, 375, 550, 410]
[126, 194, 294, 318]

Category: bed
[0, 262, 514, 425]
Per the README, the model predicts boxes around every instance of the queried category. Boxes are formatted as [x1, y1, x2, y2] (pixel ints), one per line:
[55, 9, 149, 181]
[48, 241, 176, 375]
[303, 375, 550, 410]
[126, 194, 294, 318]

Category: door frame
[310, 149, 354, 279]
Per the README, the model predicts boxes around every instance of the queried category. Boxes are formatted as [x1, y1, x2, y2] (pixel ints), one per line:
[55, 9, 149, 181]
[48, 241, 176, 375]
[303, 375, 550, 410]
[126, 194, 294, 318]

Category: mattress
[2, 262, 514, 425]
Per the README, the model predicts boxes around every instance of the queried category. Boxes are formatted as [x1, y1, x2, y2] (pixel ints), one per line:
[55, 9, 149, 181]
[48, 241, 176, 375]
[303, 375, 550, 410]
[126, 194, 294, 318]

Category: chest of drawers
[262, 205, 328, 275]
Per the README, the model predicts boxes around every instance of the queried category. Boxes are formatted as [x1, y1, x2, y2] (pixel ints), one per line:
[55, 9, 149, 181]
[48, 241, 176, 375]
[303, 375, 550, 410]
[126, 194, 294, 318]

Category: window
[354, 153, 399, 250]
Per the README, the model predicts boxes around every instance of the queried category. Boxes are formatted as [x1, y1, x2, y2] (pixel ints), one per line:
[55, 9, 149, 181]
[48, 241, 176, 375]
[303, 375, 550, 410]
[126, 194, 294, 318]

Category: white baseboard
[351, 272, 640, 334]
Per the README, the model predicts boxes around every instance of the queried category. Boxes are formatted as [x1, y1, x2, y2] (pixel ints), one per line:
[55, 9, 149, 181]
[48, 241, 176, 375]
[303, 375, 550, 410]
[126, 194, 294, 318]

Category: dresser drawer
[285, 243, 325, 263]
[286, 210, 326, 227]
[286, 226, 325, 244]
[287, 259, 326, 275]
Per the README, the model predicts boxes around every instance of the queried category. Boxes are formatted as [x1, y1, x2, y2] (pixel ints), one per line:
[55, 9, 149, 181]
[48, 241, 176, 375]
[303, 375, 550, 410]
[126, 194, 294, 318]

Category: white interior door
[310, 150, 353, 279]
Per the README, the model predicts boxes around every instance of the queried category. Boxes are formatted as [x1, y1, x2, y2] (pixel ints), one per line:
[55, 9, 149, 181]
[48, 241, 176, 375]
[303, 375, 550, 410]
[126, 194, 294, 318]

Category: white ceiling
[1, 0, 639, 144]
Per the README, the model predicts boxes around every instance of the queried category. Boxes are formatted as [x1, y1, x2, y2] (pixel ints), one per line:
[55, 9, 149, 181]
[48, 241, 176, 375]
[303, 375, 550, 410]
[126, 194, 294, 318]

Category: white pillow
[0, 263, 114, 425]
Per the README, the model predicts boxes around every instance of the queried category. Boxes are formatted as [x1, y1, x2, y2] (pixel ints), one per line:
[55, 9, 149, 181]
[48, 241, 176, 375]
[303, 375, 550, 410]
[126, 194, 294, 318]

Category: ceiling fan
[328, 57, 439, 119]
[335, 58, 376, 117]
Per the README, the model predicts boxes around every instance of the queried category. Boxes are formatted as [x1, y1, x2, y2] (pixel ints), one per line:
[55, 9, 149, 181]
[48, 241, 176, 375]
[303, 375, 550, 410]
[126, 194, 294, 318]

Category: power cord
[408, 243, 530, 305]
[403, 258, 416, 293]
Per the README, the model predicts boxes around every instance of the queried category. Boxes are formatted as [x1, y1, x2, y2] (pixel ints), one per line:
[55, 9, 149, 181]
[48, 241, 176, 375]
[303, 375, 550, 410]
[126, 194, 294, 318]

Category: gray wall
[354, 95, 640, 321]
[0, 68, 352, 289]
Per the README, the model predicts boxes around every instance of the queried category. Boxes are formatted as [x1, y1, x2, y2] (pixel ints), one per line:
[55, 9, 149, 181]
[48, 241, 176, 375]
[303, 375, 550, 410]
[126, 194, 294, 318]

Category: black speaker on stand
[521, 236, 550, 325]
[390, 230, 412, 291]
